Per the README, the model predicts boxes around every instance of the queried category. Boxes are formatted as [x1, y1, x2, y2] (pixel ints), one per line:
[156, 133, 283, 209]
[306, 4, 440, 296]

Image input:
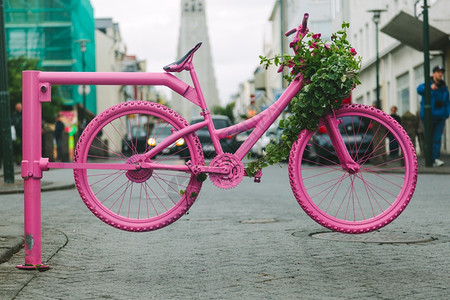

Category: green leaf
[247, 20, 361, 174]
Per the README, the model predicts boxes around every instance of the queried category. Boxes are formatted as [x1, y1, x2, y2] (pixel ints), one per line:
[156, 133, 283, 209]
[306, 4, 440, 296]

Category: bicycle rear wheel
[288, 104, 418, 233]
[74, 101, 204, 232]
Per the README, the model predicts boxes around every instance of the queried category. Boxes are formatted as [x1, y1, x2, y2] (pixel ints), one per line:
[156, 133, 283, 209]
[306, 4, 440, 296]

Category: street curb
[418, 166, 450, 174]
[0, 181, 75, 195]
[0, 236, 23, 264]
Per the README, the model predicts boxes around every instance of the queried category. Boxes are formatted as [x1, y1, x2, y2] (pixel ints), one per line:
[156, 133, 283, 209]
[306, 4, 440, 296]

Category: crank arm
[185, 160, 229, 175]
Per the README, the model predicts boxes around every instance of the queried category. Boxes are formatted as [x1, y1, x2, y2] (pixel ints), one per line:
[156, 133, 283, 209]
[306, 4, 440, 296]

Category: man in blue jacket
[417, 66, 450, 167]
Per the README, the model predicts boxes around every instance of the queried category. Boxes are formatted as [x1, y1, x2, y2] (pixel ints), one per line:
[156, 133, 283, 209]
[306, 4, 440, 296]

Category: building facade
[5, 0, 97, 114]
[236, 0, 449, 155]
[234, 0, 335, 121]
[336, 0, 450, 154]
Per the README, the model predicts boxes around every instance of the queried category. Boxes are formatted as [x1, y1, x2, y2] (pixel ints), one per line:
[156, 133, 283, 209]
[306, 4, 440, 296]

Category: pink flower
[278, 61, 295, 73]
[312, 33, 321, 40]
[350, 48, 357, 56]
[324, 43, 331, 50]
[310, 42, 318, 49]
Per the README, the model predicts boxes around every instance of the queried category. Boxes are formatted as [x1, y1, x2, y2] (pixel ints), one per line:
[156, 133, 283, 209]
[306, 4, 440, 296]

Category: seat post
[189, 66, 208, 111]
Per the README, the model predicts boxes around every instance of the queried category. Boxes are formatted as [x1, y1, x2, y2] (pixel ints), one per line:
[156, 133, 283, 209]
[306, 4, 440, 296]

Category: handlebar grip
[301, 13, 309, 33]
[284, 13, 310, 37]
[285, 28, 297, 37]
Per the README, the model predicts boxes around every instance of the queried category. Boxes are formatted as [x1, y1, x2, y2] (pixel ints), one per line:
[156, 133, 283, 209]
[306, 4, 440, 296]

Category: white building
[239, 0, 449, 155]
[95, 18, 156, 150]
[335, 0, 450, 154]
[234, 0, 336, 120]
[95, 18, 126, 115]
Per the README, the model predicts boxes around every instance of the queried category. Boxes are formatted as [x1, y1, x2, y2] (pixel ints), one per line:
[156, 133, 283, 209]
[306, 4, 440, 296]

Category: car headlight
[147, 137, 156, 147]
[176, 138, 185, 146]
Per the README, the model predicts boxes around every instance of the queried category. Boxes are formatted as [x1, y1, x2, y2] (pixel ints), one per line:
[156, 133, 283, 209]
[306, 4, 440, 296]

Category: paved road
[0, 163, 449, 299]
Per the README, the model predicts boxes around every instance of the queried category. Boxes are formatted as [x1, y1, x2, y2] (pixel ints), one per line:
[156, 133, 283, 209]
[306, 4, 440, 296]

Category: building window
[396, 72, 410, 115]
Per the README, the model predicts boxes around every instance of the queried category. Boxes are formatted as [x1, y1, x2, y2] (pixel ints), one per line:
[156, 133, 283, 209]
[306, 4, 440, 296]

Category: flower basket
[246, 22, 362, 176]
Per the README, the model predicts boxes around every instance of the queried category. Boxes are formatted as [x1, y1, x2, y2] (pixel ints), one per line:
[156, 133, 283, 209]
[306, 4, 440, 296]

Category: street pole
[375, 20, 380, 109]
[75, 39, 90, 129]
[422, 0, 432, 167]
[279, 0, 287, 89]
[368, 9, 386, 110]
[0, 0, 15, 183]
[82, 47, 86, 127]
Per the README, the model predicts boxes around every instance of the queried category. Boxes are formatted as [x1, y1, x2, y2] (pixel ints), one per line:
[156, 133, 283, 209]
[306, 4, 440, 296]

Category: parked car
[121, 125, 150, 155]
[122, 123, 186, 157]
[250, 125, 279, 157]
[308, 116, 374, 164]
[190, 115, 237, 158]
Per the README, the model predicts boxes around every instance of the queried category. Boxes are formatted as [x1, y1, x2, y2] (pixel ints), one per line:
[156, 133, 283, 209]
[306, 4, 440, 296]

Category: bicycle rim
[289, 104, 418, 233]
[74, 101, 204, 232]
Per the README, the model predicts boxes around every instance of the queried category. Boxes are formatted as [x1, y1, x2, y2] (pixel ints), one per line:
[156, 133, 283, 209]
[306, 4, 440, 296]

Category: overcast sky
[90, 0, 275, 105]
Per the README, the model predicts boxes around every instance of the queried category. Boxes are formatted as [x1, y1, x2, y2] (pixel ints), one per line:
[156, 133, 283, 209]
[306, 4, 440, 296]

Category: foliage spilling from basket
[246, 22, 362, 177]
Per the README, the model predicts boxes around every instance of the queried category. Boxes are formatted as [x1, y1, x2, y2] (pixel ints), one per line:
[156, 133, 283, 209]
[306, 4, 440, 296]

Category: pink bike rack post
[17, 71, 50, 270]
[17, 70, 195, 270]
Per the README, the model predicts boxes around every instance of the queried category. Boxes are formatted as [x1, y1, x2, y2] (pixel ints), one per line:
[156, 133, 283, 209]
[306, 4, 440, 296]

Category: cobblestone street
[1, 164, 449, 299]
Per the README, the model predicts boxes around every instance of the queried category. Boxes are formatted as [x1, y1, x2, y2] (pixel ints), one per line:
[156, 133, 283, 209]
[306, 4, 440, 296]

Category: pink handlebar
[284, 13, 309, 54]
[285, 28, 297, 37]
[285, 13, 309, 37]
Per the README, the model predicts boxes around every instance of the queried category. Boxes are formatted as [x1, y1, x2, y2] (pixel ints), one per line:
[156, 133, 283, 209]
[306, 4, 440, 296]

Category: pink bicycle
[69, 14, 418, 234]
[24, 14, 417, 241]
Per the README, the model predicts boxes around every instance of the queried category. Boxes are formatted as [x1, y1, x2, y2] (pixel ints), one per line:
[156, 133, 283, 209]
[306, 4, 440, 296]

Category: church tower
[171, 0, 220, 121]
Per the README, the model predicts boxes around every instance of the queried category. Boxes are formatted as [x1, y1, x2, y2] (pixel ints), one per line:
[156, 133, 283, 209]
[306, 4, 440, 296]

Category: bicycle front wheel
[289, 104, 418, 233]
[74, 101, 204, 232]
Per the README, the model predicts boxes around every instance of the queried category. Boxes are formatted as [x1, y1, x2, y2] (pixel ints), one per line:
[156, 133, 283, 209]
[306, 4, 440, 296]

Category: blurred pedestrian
[11, 103, 23, 165]
[246, 94, 260, 119]
[389, 105, 401, 157]
[54, 116, 65, 162]
[417, 65, 450, 167]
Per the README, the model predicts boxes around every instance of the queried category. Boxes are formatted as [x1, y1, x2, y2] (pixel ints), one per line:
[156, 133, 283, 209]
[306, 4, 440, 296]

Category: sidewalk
[1, 154, 449, 265]
[417, 154, 450, 174]
[0, 166, 75, 264]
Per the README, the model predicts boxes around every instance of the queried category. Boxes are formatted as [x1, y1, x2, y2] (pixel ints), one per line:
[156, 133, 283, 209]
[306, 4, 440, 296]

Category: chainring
[125, 154, 153, 183]
[209, 153, 244, 189]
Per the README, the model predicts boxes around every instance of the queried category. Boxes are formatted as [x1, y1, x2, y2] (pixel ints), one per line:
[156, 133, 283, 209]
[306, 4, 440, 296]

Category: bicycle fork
[323, 113, 360, 174]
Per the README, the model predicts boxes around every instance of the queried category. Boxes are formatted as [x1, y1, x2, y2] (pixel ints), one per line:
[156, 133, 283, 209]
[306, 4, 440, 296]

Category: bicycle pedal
[254, 170, 262, 183]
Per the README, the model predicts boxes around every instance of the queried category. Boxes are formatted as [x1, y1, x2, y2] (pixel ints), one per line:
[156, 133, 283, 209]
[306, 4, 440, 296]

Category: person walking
[389, 105, 401, 157]
[246, 94, 260, 119]
[417, 65, 450, 167]
[54, 116, 65, 162]
[11, 103, 23, 165]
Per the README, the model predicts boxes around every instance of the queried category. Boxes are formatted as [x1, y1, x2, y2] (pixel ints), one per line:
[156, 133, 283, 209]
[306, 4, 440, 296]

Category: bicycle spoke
[289, 105, 417, 233]
[73, 101, 204, 231]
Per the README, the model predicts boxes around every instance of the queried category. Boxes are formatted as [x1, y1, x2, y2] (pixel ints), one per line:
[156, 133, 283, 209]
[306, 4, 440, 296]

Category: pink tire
[74, 101, 204, 231]
[289, 104, 418, 233]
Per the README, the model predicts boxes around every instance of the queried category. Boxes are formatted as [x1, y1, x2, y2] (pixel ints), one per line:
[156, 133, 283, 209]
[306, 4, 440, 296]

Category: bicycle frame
[28, 66, 308, 175]
[143, 74, 306, 166]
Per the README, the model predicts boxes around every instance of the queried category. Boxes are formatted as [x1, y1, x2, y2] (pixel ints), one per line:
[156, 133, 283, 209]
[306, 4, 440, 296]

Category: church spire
[171, 0, 220, 121]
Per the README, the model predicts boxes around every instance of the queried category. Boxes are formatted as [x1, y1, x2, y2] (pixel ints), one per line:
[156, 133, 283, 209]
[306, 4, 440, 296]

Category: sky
[90, 0, 276, 105]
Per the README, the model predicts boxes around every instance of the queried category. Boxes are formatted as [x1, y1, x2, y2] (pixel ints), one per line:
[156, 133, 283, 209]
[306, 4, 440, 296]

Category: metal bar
[0, 0, 15, 183]
[47, 162, 139, 170]
[422, 0, 433, 167]
[17, 71, 49, 270]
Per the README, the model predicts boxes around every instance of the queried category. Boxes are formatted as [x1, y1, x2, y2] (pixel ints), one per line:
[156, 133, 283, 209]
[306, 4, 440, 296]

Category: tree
[211, 101, 235, 124]
[7, 56, 63, 123]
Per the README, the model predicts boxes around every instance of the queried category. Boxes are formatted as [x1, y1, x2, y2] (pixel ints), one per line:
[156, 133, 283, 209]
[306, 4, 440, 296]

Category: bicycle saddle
[163, 42, 202, 72]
